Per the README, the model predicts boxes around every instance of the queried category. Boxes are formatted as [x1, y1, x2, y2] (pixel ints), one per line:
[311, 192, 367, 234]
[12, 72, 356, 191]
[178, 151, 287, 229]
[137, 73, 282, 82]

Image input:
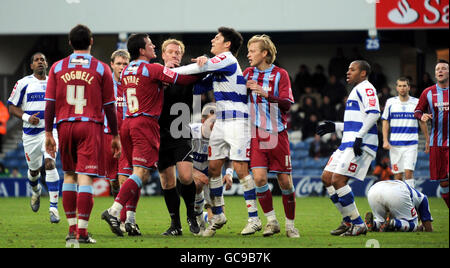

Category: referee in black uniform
[158, 39, 199, 236]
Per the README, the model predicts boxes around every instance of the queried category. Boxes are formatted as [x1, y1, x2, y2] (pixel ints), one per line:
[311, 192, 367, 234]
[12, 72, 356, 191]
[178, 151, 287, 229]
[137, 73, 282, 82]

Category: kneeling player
[365, 180, 433, 232]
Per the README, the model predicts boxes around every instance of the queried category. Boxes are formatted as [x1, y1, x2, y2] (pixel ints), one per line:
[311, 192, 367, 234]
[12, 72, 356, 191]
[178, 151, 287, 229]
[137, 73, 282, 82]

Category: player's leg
[23, 136, 43, 212]
[76, 174, 95, 242]
[254, 167, 278, 236]
[402, 145, 418, 187]
[277, 173, 299, 238]
[104, 166, 150, 236]
[232, 121, 259, 230]
[193, 168, 208, 233]
[332, 173, 366, 236]
[44, 158, 61, 223]
[234, 160, 260, 234]
[117, 154, 132, 225]
[103, 133, 120, 198]
[440, 179, 449, 208]
[62, 171, 78, 240]
[160, 165, 182, 235]
[333, 149, 374, 236]
[404, 170, 415, 187]
[366, 185, 386, 232]
[393, 173, 403, 180]
[177, 160, 200, 235]
[43, 128, 61, 222]
[430, 146, 449, 207]
[439, 147, 449, 207]
[202, 158, 227, 237]
[322, 151, 352, 234]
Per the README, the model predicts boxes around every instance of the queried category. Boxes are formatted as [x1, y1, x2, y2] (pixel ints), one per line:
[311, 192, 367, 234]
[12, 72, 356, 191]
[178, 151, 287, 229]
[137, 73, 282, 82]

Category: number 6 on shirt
[126, 88, 139, 113]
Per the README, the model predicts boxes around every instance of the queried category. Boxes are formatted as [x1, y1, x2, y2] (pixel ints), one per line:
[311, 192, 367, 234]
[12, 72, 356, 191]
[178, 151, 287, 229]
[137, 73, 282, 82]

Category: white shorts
[367, 181, 418, 224]
[389, 145, 418, 174]
[22, 129, 59, 171]
[324, 147, 374, 181]
[208, 119, 250, 161]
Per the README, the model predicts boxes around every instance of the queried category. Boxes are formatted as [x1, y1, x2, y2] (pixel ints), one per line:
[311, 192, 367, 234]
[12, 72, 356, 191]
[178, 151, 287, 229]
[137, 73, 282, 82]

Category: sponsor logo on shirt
[211, 54, 227, 64]
[163, 66, 176, 79]
[348, 162, 358, 173]
[70, 58, 89, 66]
[366, 88, 377, 107]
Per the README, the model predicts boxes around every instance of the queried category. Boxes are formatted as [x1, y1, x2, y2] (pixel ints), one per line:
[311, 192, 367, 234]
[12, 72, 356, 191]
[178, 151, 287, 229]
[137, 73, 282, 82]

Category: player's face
[247, 42, 267, 68]
[396, 80, 410, 97]
[210, 33, 229, 55]
[346, 61, 363, 86]
[142, 37, 156, 60]
[111, 56, 129, 82]
[435, 63, 449, 84]
[30, 54, 48, 75]
[162, 43, 183, 66]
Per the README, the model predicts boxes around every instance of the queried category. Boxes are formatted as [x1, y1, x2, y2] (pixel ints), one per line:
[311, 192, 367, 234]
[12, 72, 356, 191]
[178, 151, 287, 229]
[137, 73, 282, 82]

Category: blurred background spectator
[9, 167, 22, 178]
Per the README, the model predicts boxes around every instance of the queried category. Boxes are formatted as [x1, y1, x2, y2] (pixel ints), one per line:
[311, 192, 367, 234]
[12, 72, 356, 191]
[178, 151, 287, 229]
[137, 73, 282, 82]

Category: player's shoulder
[272, 65, 288, 74]
[385, 96, 398, 105]
[421, 84, 436, 95]
[17, 74, 35, 84]
[243, 66, 255, 76]
[409, 96, 419, 104]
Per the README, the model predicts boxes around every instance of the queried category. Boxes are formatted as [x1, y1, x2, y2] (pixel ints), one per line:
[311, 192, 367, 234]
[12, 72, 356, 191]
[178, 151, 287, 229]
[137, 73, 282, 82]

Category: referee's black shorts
[158, 137, 193, 172]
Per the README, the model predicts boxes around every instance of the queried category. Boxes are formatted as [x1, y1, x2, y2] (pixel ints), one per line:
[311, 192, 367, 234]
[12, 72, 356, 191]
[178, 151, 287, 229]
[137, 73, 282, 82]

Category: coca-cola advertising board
[376, 0, 449, 29]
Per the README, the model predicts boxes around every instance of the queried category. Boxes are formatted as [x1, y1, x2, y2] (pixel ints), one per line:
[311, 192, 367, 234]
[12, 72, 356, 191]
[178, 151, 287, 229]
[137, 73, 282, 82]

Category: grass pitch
[0, 196, 448, 248]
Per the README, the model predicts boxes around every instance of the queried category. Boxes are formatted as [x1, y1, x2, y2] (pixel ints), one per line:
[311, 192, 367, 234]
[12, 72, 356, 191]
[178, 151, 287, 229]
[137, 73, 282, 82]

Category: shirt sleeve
[277, 69, 294, 103]
[381, 98, 391, 120]
[150, 63, 198, 85]
[414, 89, 430, 120]
[45, 63, 58, 102]
[101, 62, 115, 106]
[8, 79, 26, 106]
[172, 53, 233, 75]
[359, 86, 380, 114]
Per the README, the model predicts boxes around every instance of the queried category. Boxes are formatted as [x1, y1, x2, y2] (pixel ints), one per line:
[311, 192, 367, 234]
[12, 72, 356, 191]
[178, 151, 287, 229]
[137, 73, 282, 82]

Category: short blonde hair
[111, 49, 130, 63]
[247, 34, 277, 65]
[161, 38, 185, 55]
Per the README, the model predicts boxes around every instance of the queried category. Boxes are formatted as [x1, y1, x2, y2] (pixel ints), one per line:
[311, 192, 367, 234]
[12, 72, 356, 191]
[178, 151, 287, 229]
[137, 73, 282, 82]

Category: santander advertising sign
[376, 0, 449, 29]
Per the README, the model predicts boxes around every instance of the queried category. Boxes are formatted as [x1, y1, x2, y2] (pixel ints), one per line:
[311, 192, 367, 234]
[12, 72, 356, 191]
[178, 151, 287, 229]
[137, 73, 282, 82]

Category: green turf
[0, 196, 448, 248]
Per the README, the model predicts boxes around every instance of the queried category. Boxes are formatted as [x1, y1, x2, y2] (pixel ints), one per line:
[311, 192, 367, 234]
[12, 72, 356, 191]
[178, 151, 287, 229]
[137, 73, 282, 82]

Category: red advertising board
[376, 0, 449, 29]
